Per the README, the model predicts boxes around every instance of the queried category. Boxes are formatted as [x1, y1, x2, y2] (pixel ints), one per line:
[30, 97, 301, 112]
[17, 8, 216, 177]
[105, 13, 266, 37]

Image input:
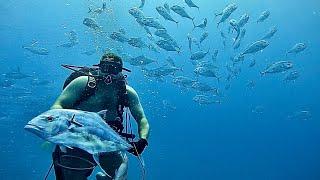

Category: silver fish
[22, 45, 49, 55]
[156, 6, 178, 24]
[190, 49, 209, 60]
[156, 39, 180, 52]
[261, 26, 277, 40]
[129, 7, 144, 19]
[83, 18, 101, 31]
[143, 65, 182, 77]
[171, 5, 194, 21]
[199, 31, 209, 44]
[130, 55, 157, 66]
[139, 17, 165, 29]
[215, 3, 238, 27]
[193, 95, 221, 105]
[128, 37, 148, 49]
[287, 43, 307, 55]
[154, 28, 171, 39]
[288, 110, 312, 121]
[241, 40, 269, 56]
[191, 82, 219, 95]
[110, 31, 129, 43]
[257, 10, 270, 23]
[196, 61, 218, 69]
[261, 61, 293, 75]
[184, 0, 199, 9]
[238, 13, 249, 28]
[172, 76, 196, 87]
[194, 67, 220, 81]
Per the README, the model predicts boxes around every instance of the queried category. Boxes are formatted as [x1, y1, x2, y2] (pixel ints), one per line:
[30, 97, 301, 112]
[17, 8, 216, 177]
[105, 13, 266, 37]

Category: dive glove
[128, 138, 148, 156]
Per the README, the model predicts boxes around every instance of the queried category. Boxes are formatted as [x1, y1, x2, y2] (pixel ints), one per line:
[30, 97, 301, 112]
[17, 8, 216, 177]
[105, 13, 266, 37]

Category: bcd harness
[61, 64, 135, 140]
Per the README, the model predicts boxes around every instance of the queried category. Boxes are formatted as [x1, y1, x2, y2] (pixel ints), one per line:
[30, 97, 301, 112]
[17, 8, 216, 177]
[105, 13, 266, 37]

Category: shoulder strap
[73, 76, 98, 108]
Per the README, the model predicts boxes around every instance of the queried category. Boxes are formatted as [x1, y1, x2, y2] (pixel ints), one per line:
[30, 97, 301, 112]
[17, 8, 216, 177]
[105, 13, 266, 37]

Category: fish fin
[68, 124, 76, 131]
[192, 20, 196, 30]
[59, 145, 68, 153]
[97, 109, 108, 118]
[40, 141, 55, 153]
[93, 153, 113, 179]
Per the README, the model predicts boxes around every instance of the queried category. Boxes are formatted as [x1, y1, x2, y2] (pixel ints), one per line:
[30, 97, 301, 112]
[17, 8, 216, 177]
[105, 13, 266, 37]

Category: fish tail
[191, 17, 195, 24]
[192, 20, 196, 30]
[88, 8, 92, 13]
[217, 22, 221, 28]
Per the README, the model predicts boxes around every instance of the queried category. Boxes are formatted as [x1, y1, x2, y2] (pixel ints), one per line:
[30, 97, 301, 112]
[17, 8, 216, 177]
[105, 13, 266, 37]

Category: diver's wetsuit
[52, 146, 96, 180]
[52, 146, 126, 180]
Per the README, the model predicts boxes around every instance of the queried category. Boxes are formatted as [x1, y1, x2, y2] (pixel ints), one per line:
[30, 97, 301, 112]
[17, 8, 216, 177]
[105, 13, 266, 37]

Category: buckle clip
[104, 75, 112, 85]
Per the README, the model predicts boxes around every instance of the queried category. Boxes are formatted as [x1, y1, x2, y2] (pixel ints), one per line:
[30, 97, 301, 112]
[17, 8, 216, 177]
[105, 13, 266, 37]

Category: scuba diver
[50, 53, 150, 180]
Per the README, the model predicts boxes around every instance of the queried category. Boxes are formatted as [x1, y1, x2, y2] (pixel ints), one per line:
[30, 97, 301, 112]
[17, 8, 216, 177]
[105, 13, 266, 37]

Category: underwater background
[1, 0, 320, 179]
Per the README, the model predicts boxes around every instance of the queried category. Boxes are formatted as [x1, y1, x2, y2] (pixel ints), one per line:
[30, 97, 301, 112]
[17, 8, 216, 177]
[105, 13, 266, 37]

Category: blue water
[1, 0, 320, 179]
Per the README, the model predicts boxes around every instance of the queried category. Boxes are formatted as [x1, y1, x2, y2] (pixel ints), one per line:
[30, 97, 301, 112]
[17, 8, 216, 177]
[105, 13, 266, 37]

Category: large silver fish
[24, 109, 131, 154]
[24, 109, 132, 177]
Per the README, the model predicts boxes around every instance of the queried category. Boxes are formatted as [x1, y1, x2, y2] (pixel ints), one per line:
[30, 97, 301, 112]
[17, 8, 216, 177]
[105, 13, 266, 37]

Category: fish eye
[47, 116, 54, 121]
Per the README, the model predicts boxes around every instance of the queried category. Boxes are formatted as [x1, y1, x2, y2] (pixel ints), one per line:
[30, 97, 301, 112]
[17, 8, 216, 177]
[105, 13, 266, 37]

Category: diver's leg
[95, 152, 128, 180]
[52, 146, 95, 180]
[114, 153, 128, 180]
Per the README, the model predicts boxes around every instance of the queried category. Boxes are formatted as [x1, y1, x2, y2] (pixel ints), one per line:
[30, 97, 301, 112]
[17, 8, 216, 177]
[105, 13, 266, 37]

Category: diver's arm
[126, 85, 150, 140]
[50, 76, 88, 109]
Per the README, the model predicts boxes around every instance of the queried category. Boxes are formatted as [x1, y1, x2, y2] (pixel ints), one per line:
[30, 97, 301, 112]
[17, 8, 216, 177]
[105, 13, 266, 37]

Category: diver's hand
[127, 138, 148, 156]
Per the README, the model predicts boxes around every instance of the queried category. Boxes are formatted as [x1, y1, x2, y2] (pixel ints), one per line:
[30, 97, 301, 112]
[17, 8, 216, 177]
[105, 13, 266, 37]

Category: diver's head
[99, 53, 123, 75]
